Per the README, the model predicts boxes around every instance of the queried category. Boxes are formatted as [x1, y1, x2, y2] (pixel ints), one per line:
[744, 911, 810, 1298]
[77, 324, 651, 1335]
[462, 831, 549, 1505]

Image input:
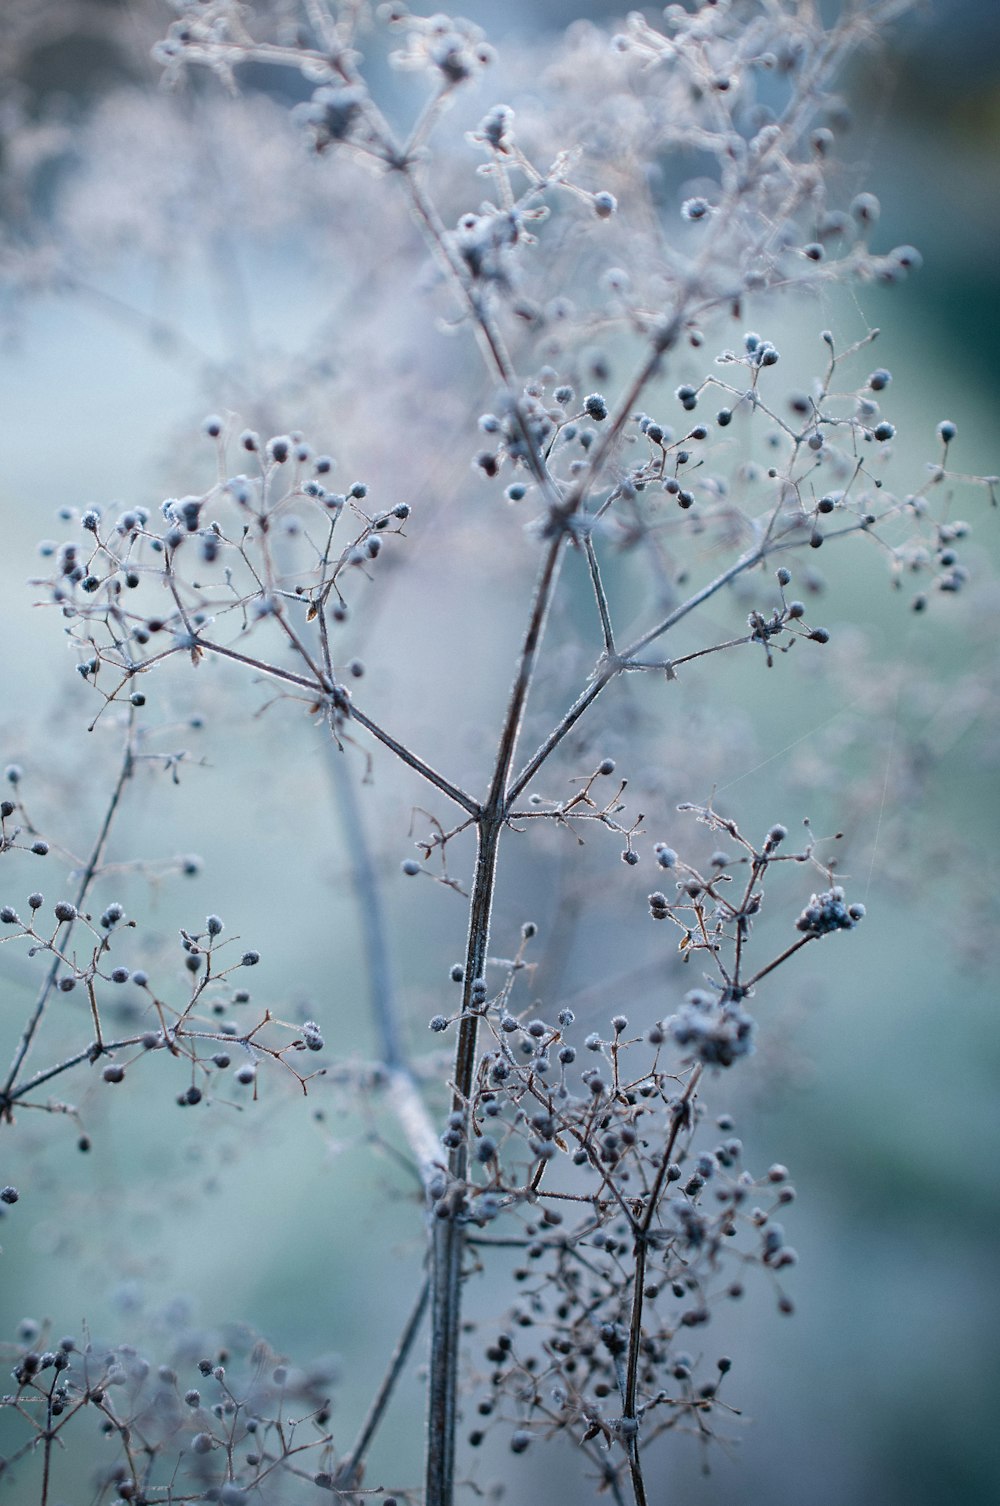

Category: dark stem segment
[425, 817, 501, 1506]
[622, 1065, 703, 1504]
[426, 1210, 465, 1506]
[426, 532, 565, 1506]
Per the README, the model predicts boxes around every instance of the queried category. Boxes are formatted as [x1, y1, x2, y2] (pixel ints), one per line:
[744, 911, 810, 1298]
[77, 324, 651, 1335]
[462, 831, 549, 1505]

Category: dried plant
[1, 3, 995, 1505]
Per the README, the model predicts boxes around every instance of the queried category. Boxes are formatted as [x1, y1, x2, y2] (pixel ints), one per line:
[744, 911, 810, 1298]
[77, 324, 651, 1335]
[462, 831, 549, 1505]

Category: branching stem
[1, 726, 135, 1114]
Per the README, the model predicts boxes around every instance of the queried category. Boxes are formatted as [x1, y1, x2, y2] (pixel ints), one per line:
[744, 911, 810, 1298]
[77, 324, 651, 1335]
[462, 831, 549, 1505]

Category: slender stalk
[1, 728, 135, 1112]
[622, 1066, 702, 1504]
[348, 705, 480, 817]
[507, 542, 767, 805]
[40, 1414, 52, 1506]
[335, 1273, 430, 1492]
[584, 534, 616, 657]
[193, 638, 480, 814]
[743, 933, 814, 989]
[620, 545, 766, 662]
[506, 671, 612, 807]
[426, 531, 567, 1506]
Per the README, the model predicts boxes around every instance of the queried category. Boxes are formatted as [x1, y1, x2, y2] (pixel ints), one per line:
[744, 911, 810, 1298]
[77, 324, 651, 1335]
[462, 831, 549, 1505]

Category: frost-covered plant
[0, 4, 995, 1506]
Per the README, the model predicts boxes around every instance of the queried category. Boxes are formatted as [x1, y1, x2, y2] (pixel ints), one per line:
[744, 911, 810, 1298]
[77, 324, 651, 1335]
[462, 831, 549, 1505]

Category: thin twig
[1, 726, 136, 1112]
[623, 1065, 702, 1504]
[334, 1271, 430, 1492]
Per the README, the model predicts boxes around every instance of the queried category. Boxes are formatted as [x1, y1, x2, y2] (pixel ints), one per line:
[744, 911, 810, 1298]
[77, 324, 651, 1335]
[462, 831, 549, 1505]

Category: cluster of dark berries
[795, 887, 865, 935]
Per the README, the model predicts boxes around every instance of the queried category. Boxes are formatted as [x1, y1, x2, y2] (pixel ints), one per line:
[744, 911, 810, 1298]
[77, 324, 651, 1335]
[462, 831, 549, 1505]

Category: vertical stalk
[425, 817, 501, 1506]
[622, 1066, 702, 1504]
[425, 533, 565, 1506]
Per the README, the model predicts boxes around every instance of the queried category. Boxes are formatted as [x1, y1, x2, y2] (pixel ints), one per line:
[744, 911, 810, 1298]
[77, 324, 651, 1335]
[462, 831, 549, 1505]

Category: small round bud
[891, 244, 922, 271]
[850, 192, 880, 226]
[301, 1021, 324, 1052]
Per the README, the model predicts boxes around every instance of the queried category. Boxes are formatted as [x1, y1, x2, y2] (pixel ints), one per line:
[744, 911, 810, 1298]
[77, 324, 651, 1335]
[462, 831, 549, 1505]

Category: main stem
[425, 816, 501, 1506]
[425, 534, 564, 1506]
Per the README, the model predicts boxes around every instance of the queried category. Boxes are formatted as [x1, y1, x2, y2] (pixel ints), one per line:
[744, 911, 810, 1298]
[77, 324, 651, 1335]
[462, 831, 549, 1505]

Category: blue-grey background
[0, 3, 997, 1504]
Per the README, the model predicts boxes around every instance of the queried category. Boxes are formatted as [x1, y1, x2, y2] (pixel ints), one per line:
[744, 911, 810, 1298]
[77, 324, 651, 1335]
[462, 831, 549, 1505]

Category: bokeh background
[0, 3, 998, 1504]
